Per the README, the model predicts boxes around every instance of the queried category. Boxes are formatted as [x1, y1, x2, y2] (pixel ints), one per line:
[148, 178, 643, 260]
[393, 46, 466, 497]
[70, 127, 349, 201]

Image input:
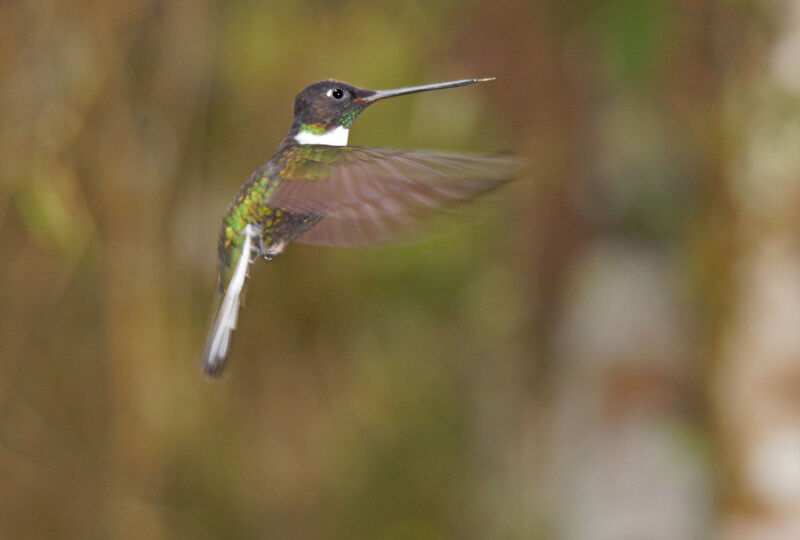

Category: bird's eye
[328, 88, 345, 100]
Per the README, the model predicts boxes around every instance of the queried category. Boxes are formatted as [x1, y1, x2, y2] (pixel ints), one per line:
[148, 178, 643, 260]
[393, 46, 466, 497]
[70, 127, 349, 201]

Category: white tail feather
[201, 224, 259, 376]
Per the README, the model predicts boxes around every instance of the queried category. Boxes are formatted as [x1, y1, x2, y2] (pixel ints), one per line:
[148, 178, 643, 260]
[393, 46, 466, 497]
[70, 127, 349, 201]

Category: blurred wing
[267, 146, 523, 247]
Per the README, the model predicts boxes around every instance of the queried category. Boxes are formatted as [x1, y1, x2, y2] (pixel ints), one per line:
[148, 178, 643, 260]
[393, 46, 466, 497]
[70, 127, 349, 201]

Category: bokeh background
[3, 0, 800, 538]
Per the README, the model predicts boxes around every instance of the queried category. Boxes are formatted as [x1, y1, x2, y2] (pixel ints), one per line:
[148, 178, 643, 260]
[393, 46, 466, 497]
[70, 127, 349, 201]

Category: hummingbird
[202, 77, 521, 376]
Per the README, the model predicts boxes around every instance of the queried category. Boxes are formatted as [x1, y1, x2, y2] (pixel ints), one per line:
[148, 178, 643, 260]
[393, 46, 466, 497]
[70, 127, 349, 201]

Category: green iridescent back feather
[218, 174, 271, 291]
[216, 144, 347, 291]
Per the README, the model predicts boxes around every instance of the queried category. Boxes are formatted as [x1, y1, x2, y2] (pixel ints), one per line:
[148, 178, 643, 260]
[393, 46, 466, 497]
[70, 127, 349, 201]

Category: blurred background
[3, 0, 800, 538]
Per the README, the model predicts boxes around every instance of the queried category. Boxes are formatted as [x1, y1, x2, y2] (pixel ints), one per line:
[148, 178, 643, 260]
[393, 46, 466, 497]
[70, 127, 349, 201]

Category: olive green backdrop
[2, 1, 798, 539]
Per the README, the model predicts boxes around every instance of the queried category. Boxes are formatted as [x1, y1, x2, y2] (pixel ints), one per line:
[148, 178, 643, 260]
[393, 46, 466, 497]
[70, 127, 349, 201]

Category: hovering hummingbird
[202, 77, 521, 376]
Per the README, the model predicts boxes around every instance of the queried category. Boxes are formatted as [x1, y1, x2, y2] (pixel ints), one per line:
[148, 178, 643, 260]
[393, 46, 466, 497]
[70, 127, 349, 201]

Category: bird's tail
[201, 224, 260, 377]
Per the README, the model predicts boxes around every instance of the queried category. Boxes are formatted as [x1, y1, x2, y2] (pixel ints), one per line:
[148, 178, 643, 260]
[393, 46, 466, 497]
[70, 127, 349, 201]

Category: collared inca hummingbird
[202, 77, 521, 376]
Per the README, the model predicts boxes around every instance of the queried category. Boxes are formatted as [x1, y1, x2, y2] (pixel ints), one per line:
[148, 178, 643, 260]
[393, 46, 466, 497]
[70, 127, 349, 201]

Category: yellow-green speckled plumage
[216, 145, 340, 291]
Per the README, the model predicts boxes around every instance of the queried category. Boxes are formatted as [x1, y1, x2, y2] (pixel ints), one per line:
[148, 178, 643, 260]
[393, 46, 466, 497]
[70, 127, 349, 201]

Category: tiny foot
[261, 239, 287, 260]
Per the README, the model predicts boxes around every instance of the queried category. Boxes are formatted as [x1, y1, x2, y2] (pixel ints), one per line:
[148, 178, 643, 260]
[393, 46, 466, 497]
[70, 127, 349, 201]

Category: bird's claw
[259, 237, 287, 261]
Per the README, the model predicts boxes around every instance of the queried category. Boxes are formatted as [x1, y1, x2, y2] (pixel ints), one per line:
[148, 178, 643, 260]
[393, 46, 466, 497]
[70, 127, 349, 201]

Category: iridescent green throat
[299, 122, 325, 134]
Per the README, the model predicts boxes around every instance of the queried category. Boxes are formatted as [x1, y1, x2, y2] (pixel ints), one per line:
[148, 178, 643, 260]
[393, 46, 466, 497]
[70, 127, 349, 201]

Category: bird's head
[289, 78, 495, 147]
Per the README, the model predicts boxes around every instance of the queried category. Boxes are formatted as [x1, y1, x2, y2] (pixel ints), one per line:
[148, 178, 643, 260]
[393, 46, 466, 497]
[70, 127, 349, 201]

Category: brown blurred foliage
[2, 0, 800, 538]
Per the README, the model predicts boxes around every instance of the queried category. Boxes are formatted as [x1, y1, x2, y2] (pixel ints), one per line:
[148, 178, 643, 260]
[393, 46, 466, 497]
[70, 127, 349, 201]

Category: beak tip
[364, 77, 497, 102]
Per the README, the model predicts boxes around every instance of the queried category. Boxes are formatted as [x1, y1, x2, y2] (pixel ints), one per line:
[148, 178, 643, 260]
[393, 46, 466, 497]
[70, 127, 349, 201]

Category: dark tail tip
[201, 351, 229, 378]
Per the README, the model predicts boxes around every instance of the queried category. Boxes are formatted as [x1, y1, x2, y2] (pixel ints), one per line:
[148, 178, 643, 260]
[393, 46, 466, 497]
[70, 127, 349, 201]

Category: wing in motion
[267, 146, 524, 247]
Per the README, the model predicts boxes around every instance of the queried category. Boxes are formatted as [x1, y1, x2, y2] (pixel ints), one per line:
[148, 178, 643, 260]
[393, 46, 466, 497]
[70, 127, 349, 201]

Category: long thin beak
[361, 77, 495, 102]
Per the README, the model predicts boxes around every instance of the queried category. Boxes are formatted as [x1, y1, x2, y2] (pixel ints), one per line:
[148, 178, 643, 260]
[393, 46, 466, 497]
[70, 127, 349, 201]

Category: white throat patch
[294, 125, 349, 146]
